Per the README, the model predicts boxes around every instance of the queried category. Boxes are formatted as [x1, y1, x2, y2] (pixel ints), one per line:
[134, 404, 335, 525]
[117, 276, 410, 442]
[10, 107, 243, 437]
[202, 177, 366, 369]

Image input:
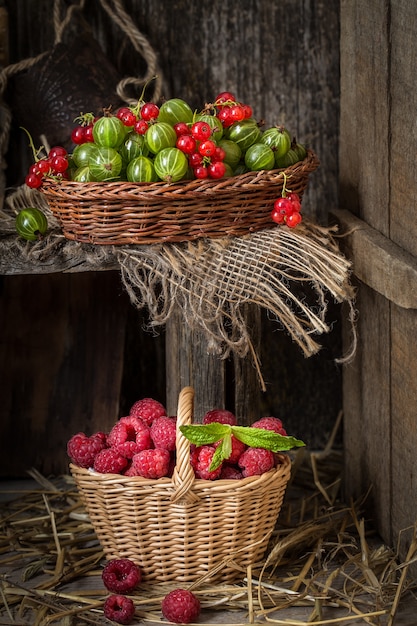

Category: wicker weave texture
[70, 387, 292, 583]
[42, 151, 319, 245]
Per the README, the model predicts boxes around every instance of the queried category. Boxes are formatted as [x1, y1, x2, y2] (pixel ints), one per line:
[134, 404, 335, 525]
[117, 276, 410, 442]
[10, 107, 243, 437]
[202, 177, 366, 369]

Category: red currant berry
[191, 121, 212, 141]
[193, 165, 209, 179]
[189, 152, 203, 168]
[83, 124, 94, 142]
[28, 163, 43, 177]
[217, 106, 234, 128]
[116, 107, 137, 127]
[25, 173, 43, 189]
[71, 126, 86, 145]
[134, 119, 149, 135]
[271, 208, 285, 224]
[198, 139, 217, 157]
[35, 159, 52, 175]
[208, 161, 226, 179]
[242, 104, 253, 119]
[212, 146, 226, 162]
[287, 192, 301, 212]
[50, 155, 69, 173]
[49, 146, 67, 159]
[215, 91, 236, 106]
[286, 211, 303, 228]
[176, 134, 196, 154]
[173, 122, 191, 137]
[140, 102, 159, 121]
[229, 105, 245, 122]
[273, 197, 294, 218]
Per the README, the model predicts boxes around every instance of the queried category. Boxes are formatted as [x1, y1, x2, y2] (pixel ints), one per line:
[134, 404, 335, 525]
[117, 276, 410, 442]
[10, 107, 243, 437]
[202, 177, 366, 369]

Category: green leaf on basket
[179, 423, 231, 445]
[231, 426, 305, 452]
[180, 423, 305, 455]
[209, 433, 232, 472]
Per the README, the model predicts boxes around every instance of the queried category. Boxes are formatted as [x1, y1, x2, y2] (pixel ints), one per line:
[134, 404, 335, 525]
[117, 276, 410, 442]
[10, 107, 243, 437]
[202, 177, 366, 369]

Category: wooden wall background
[0, 0, 342, 477]
[338, 0, 417, 557]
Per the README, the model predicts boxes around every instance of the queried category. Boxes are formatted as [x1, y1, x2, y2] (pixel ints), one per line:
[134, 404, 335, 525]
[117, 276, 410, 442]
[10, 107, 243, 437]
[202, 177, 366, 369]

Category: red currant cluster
[25, 145, 69, 189]
[271, 192, 302, 228]
[212, 90, 253, 127]
[175, 119, 226, 179]
[70, 121, 95, 145]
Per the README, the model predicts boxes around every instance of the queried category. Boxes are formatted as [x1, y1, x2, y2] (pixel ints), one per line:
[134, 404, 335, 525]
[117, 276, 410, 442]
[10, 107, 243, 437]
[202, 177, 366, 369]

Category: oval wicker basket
[41, 150, 319, 245]
[70, 387, 292, 583]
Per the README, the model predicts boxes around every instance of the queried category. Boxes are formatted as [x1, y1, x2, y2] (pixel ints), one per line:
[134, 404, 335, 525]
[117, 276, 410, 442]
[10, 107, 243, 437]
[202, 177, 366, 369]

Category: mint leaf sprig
[179, 423, 305, 472]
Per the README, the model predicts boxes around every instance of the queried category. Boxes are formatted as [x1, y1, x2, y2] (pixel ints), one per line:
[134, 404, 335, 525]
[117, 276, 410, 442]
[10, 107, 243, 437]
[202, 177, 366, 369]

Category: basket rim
[41, 149, 319, 197]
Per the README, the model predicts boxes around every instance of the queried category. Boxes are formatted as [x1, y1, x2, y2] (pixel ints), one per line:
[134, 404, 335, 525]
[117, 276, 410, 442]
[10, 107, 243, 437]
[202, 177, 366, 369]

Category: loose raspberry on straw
[102, 558, 142, 594]
[103, 594, 135, 625]
[161, 588, 201, 624]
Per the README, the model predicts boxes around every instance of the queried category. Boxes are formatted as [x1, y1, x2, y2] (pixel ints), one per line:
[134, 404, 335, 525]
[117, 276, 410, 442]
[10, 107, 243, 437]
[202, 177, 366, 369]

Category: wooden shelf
[331, 209, 417, 309]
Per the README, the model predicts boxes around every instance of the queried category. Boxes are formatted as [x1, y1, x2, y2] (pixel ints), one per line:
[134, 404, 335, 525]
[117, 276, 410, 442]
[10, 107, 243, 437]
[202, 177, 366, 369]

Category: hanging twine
[98, 0, 163, 104]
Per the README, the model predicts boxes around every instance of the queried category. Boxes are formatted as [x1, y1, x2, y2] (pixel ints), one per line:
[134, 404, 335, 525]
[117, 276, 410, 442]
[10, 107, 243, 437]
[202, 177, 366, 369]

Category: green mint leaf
[209, 433, 232, 472]
[231, 426, 305, 452]
[179, 423, 231, 445]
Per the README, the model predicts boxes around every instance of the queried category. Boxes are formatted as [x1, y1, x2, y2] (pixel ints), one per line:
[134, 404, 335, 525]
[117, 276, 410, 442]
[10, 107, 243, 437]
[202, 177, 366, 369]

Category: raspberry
[161, 588, 201, 624]
[102, 558, 142, 594]
[220, 464, 243, 479]
[202, 408, 237, 426]
[251, 416, 287, 436]
[93, 448, 128, 474]
[67, 431, 107, 468]
[129, 397, 166, 426]
[238, 447, 275, 477]
[108, 416, 152, 459]
[190, 446, 222, 480]
[123, 463, 139, 476]
[132, 448, 171, 479]
[150, 416, 177, 451]
[103, 594, 135, 625]
[214, 435, 246, 463]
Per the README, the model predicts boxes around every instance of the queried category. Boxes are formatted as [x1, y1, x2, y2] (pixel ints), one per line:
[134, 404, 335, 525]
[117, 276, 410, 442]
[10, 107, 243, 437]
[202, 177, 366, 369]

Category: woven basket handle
[171, 386, 200, 504]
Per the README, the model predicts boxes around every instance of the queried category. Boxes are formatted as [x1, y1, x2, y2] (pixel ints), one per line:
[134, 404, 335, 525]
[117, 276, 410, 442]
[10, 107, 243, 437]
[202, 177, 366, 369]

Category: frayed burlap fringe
[116, 223, 357, 362]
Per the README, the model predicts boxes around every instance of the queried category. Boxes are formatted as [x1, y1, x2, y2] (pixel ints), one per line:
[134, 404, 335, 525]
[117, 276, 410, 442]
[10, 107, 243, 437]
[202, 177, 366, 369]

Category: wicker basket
[70, 387, 292, 583]
[41, 150, 319, 245]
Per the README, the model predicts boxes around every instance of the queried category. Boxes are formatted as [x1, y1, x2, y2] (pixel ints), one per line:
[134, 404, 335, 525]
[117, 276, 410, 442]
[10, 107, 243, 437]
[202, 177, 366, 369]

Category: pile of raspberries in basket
[67, 396, 290, 480]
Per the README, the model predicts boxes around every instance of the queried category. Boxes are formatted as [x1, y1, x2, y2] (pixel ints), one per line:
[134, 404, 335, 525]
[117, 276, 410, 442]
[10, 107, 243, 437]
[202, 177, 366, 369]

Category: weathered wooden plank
[339, 0, 392, 544]
[389, 2, 417, 257]
[342, 283, 392, 542]
[390, 305, 417, 554]
[233, 305, 262, 426]
[165, 308, 226, 420]
[331, 208, 417, 309]
[0, 271, 128, 477]
[0, 235, 119, 275]
[339, 0, 390, 232]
